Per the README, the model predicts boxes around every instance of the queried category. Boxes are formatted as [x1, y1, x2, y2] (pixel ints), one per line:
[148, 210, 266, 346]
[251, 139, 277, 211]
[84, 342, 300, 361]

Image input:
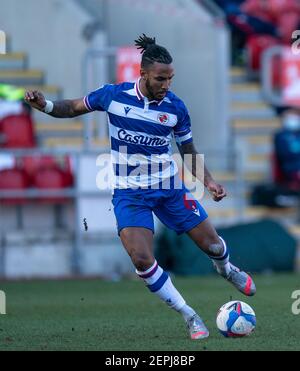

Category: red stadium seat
[0, 114, 36, 148]
[18, 154, 73, 182]
[0, 168, 31, 205]
[32, 167, 74, 204]
[246, 35, 280, 72]
[20, 155, 58, 179]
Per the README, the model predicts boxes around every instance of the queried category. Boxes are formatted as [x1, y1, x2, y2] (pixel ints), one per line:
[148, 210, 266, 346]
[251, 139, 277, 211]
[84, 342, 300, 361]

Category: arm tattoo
[49, 100, 76, 118]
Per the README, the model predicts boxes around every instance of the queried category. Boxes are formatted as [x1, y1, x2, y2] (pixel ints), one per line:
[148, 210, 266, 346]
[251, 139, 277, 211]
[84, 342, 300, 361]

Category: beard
[145, 79, 156, 100]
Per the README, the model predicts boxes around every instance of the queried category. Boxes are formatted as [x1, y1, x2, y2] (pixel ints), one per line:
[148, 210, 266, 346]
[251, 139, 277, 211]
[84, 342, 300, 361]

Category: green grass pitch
[0, 273, 299, 351]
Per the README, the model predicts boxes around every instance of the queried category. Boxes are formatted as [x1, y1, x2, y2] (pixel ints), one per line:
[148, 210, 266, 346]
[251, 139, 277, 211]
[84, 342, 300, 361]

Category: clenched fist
[24, 90, 46, 111]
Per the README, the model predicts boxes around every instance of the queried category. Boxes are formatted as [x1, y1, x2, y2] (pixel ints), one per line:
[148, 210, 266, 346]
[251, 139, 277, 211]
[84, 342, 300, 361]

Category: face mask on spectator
[283, 114, 300, 131]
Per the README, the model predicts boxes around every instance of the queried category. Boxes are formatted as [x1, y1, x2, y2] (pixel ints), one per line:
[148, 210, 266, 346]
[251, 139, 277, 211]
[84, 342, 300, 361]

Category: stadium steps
[248, 153, 270, 164]
[43, 137, 110, 148]
[229, 66, 280, 214]
[0, 69, 44, 85]
[35, 121, 84, 145]
[232, 117, 279, 173]
[231, 81, 264, 102]
[213, 170, 266, 183]
[35, 121, 84, 132]
[230, 67, 247, 83]
[229, 68, 300, 236]
[244, 135, 273, 161]
[231, 101, 276, 119]
[0, 52, 27, 70]
[232, 117, 281, 133]
[246, 134, 272, 145]
[231, 101, 270, 111]
[34, 121, 110, 148]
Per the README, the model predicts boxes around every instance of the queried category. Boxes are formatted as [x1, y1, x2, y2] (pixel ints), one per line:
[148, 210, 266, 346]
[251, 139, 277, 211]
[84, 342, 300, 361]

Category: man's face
[141, 62, 175, 101]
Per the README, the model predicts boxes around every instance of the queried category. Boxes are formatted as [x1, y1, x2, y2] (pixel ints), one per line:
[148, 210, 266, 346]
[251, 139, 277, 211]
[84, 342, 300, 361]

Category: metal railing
[82, 47, 117, 150]
[0, 148, 110, 276]
[261, 45, 284, 107]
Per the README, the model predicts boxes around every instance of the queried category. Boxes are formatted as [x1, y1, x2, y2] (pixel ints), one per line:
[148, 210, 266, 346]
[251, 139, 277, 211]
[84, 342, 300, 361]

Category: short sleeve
[173, 100, 193, 146]
[83, 84, 117, 112]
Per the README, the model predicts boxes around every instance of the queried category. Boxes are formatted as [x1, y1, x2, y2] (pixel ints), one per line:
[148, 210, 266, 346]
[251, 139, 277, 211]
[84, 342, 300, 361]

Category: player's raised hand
[24, 90, 46, 111]
[206, 180, 227, 202]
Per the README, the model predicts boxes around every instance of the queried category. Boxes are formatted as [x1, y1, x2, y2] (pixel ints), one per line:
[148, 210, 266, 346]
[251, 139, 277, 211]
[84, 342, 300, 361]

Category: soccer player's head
[135, 34, 174, 101]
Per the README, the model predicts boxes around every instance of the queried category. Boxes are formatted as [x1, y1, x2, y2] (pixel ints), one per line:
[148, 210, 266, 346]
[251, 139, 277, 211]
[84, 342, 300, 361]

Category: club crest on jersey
[158, 113, 169, 124]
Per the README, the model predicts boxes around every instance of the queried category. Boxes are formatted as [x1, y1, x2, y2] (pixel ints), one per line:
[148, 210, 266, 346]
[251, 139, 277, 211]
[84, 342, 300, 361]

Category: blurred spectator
[224, 2, 279, 39]
[241, 0, 276, 24]
[251, 108, 300, 208]
[213, 0, 280, 64]
[213, 0, 300, 65]
[242, 0, 300, 44]
[274, 108, 300, 189]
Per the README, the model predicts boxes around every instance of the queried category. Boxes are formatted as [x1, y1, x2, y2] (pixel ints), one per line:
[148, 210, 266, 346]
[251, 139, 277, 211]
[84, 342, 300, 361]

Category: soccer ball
[216, 300, 256, 337]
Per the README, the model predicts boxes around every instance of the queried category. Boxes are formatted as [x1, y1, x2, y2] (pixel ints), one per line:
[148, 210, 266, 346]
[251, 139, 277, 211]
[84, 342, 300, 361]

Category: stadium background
[0, 0, 300, 351]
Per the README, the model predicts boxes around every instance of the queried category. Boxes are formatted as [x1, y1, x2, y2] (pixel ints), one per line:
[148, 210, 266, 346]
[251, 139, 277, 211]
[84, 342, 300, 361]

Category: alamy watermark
[291, 30, 300, 55]
[291, 290, 300, 315]
[0, 30, 6, 54]
[96, 149, 205, 200]
[0, 291, 6, 314]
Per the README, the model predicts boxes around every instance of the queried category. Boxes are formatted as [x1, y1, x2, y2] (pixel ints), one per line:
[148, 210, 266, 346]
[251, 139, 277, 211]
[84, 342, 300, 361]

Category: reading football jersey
[84, 79, 193, 190]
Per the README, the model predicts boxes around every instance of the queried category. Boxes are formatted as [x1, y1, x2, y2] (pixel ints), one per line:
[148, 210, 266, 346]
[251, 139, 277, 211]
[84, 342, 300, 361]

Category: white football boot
[186, 314, 209, 340]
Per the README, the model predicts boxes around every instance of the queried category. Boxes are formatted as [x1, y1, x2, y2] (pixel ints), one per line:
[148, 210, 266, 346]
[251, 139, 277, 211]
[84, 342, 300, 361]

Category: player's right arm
[24, 90, 89, 118]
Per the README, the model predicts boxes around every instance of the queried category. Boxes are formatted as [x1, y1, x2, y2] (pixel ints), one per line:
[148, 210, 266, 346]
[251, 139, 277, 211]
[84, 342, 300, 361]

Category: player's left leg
[153, 187, 256, 296]
[187, 219, 256, 296]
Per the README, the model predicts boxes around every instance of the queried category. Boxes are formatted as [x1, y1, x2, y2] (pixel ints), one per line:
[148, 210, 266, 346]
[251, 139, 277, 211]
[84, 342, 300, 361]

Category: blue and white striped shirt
[84, 80, 193, 189]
